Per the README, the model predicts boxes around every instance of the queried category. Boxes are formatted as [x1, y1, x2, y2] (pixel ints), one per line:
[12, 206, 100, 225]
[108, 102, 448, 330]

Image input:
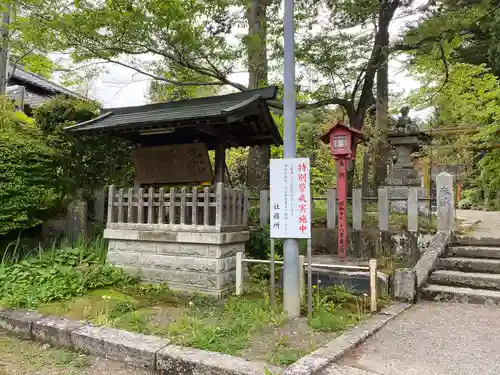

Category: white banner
[270, 158, 311, 239]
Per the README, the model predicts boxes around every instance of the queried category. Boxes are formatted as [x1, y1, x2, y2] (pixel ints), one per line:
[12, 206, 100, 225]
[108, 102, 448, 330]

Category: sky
[64, 0, 429, 119]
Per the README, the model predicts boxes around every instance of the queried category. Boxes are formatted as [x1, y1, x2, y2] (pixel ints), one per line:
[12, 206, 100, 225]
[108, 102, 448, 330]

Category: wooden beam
[214, 142, 226, 184]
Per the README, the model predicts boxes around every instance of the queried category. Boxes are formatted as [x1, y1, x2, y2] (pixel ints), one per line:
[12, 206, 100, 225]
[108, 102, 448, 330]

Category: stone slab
[437, 257, 500, 274]
[107, 251, 236, 273]
[422, 284, 500, 304]
[105, 227, 250, 243]
[71, 325, 169, 369]
[415, 231, 451, 288]
[33, 316, 85, 348]
[452, 236, 500, 247]
[156, 345, 281, 375]
[0, 310, 43, 340]
[447, 246, 500, 259]
[430, 270, 500, 291]
[393, 269, 417, 302]
[109, 239, 244, 259]
[118, 265, 236, 290]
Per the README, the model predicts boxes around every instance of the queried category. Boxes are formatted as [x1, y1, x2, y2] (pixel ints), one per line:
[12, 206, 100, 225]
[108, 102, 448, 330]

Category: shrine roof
[65, 86, 283, 149]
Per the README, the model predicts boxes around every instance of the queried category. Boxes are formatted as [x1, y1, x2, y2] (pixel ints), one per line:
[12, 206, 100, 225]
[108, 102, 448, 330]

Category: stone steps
[447, 246, 500, 259]
[437, 257, 500, 274]
[422, 284, 500, 305]
[430, 270, 500, 291]
[424, 240, 500, 304]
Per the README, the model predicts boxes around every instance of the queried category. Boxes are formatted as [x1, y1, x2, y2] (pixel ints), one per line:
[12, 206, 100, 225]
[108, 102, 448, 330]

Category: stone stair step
[452, 236, 500, 247]
[430, 270, 500, 291]
[422, 284, 500, 304]
[437, 257, 500, 274]
[447, 246, 500, 259]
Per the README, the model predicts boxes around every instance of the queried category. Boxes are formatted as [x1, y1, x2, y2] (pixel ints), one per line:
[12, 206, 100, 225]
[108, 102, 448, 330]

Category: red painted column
[336, 158, 348, 258]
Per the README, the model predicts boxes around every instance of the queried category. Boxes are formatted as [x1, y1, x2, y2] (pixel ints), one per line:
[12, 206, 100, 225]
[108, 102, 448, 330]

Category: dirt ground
[0, 331, 154, 375]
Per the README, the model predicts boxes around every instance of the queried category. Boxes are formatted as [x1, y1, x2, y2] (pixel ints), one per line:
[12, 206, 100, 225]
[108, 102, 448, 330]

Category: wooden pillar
[214, 142, 226, 184]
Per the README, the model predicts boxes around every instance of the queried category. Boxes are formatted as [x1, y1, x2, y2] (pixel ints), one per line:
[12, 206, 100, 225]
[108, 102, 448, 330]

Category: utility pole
[282, 0, 300, 318]
[0, 2, 11, 94]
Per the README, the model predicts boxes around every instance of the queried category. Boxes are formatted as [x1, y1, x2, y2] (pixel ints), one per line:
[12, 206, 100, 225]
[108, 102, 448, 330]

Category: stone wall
[105, 228, 249, 297]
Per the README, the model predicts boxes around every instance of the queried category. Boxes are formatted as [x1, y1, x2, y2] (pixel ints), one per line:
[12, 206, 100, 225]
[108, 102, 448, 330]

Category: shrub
[0, 98, 59, 236]
[0, 239, 134, 308]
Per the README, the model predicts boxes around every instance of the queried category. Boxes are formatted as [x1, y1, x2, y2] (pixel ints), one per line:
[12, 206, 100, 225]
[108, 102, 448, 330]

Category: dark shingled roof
[65, 86, 283, 149]
[7, 65, 87, 101]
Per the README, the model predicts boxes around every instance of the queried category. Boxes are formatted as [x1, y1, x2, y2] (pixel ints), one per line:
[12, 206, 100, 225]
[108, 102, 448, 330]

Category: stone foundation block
[0, 310, 43, 340]
[71, 325, 169, 369]
[156, 345, 281, 375]
[393, 268, 417, 302]
[33, 316, 85, 348]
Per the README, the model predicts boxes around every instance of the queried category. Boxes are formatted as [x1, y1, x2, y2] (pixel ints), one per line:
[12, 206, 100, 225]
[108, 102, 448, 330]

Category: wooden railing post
[137, 188, 144, 224]
[192, 187, 198, 225]
[158, 188, 165, 224]
[107, 185, 115, 224]
[169, 188, 176, 225]
[127, 188, 134, 223]
[408, 187, 420, 264]
[235, 251, 244, 296]
[369, 258, 377, 313]
[117, 188, 124, 223]
[203, 187, 210, 226]
[215, 183, 224, 228]
[148, 187, 154, 224]
[242, 188, 249, 226]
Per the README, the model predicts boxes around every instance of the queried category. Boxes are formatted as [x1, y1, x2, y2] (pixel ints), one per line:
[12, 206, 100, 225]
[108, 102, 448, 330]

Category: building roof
[7, 65, 87, 100]
[65, 86, 283, 149]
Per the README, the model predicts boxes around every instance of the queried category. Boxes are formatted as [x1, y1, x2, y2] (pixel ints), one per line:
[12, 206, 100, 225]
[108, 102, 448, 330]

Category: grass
[0, 236, 388, 366]
[0, 334, 91, 374]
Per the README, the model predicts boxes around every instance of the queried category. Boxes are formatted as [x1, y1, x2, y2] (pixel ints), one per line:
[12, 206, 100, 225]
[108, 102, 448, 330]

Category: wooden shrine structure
[65, 87, 282, 296]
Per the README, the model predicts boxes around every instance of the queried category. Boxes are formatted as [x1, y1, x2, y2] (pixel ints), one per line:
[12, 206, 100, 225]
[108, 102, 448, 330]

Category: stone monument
[387, 107, 430, 211]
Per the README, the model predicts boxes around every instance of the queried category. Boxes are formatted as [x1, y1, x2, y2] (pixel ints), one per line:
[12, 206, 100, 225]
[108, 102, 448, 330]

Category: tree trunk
[372, 0, 396, 188]
[246, 0, 270, 191]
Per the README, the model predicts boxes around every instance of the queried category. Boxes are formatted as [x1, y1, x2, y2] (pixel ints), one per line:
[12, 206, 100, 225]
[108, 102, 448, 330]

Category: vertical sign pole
[336, 158, 348, 258]
[283, 0, 300, 318]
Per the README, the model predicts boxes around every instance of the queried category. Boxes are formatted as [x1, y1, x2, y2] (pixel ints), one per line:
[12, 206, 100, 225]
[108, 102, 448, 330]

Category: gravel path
[325, 210, 500, 375]
[337, 302, 500, 375]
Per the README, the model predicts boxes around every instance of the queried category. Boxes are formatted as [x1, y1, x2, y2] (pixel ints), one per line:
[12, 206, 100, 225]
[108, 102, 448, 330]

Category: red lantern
[320, 121, 366, 258]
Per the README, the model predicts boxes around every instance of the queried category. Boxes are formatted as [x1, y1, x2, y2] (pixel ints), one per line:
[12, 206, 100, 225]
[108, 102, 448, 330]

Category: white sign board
[270, 158, 311, 239]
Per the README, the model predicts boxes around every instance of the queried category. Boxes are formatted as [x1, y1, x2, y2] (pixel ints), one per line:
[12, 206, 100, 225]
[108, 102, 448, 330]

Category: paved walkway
[327, 210, 500, 375]
[456, 209, 500, 237]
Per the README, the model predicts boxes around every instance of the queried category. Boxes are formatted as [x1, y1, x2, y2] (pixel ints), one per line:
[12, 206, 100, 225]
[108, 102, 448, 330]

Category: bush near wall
[0, 98, 59, 236]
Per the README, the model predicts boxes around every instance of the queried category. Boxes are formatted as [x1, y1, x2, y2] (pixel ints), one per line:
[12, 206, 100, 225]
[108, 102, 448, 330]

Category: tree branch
[270, 97, 355, 117]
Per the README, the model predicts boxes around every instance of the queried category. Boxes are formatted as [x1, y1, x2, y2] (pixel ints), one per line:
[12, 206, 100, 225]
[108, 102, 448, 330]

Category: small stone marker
[436, 172, 455, 231]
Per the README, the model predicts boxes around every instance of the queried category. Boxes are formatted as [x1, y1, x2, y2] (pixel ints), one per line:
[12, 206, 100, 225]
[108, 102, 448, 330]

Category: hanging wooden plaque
[132, 143, 213, 185]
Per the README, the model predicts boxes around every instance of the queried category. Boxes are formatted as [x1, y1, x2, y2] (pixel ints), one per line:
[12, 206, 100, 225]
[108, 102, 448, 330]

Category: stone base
[104, 227, 249, 298]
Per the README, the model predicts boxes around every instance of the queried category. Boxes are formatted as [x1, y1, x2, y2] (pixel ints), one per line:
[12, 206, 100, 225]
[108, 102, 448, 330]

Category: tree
[34, 96, 134, 199]
[21, 0, 414, 189]
[401, 0, 500, 76]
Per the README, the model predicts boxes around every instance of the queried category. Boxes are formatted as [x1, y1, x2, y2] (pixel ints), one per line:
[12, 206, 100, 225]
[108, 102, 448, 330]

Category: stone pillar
[66, 199, 88, 244]
[436, 172, 455, 231]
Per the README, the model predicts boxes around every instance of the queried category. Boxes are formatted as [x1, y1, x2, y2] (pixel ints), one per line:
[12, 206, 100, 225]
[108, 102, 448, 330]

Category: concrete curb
[0, 310, 281, 375]
[282, 302, 412, 375]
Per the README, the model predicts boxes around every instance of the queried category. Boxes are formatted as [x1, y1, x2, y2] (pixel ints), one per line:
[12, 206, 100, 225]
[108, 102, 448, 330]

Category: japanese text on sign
[270, 158, 311, 239]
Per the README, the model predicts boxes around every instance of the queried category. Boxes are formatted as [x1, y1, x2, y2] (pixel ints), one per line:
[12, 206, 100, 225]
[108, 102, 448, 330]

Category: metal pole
[0, 3, 11, 94]
[283, 0, 300, 318]
[270, 238, 275, 308]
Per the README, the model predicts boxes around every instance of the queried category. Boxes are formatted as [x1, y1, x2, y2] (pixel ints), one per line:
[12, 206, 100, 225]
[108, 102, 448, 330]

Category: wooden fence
[107, 183, 248, 228]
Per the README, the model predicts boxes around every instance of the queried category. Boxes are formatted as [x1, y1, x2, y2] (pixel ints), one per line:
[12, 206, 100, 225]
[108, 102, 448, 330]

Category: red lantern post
[320, 121, 365, 258]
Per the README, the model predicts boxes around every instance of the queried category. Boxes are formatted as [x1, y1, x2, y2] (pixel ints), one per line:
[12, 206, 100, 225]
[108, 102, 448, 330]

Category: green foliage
[0, 97, 59, 236]
[34, 97, 134, 198]
[0, 238, 134, 308]
[167, 295, 284, 355]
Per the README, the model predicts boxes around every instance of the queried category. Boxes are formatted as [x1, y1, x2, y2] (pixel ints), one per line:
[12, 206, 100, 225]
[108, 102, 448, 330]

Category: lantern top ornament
[320, 120, 366, 159]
